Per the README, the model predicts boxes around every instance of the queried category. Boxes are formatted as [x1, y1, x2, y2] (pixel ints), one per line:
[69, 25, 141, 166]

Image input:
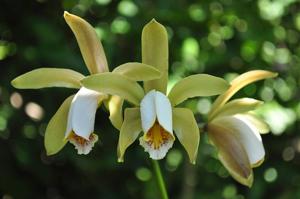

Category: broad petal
[140, 90, 157, 133]
[142, 19, 169, 93]
[118, 108, 142, 162]
[238, 113, 270, 134]
[210, 98, 263, 121]
[168, 74, 229, 106]
[44, 95, 74, 155]
[213, 115, 265, 167]
[155, 91, 173, 134]
[208, 123, 253, 187]
[65, 87, 106, 139]
[173, 108, 199, 164]
[64, 12, 108, 74]
[209, 70, 277, 120]
[81, 73, 145, 105]
[107, 95, 124, 130]
[113, 62, 161, 81]
[11, 68, 84, 89]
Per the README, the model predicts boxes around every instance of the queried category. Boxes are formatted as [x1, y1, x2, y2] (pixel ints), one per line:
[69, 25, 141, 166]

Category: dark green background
[1, 0, 300, 198]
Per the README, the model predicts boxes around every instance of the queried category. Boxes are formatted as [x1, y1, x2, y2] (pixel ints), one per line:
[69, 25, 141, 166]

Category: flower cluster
[11, 12, 277, 187]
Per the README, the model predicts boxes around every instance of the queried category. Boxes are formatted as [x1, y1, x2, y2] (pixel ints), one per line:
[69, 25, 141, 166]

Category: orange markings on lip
[144, 122, 172, 149]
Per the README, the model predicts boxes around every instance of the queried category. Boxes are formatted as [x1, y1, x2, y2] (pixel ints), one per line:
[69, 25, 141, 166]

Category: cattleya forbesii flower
[81, 19, 230, 163]
[206, 70, 278, 187]
[11, 12, 161, 155]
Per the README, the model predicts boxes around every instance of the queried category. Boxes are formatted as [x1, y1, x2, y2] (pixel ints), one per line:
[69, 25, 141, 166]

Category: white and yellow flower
[81, 19, 230, 163]
[11, 12, 161, 155]
[207, 70, 277, 186]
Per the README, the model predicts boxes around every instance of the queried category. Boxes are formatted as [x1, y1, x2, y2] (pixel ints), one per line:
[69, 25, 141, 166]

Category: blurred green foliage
[1, 0, 300, 198]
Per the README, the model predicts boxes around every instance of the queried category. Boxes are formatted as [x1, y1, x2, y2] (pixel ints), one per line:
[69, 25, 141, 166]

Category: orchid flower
[81, 19, 230, 163]
[206, 70, 278, 187]
[11, 12, 161, 155]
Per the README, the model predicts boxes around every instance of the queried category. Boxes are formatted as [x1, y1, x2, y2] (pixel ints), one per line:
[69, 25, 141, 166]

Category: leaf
[113, 62, 161, 81]
[11, 68, 84, 89]
[209, 70, 278, 120]
[142, 19, 169, 93]
[210, 98, 263, 121]
[81, 72, 145, 105]
[117, 108, 142, 162]
[64, 11, 108, 74]
[45, 95, 74, 155]
[173, 108, 200, 164]
[168, 74, 229, 106]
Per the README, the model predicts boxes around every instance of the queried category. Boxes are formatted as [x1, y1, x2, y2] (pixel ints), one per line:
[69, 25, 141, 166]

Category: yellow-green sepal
[106, 95, 124, 130]
[113, 62, 161, 81]
[209, 70, 278, 120]
[238, 113, 270, 134]
[168, 74, 229, 106]
[173, 108, 200, 164]
[142, 19, 168, 93]
[64, 11, 108, 74]
[11, 68, 84, 89]
[117, 108, 142, 162]
[81, 72, 145, 106]
[44, 95, 74, 155]
[209, 98, 263, 121]
[208, 123, 253, 187]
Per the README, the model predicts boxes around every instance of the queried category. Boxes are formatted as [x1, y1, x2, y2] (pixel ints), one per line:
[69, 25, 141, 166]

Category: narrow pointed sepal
[81, 73, 145, 105]
[209, 70, 278, 119]
[113, 62, 161, 81]
[107, 95, 124, 130]
[44, 95, 74, 155]
[142, 19, 169, 93]
[11, 68, 84, 89]
[64, 11, 108, 74]
[209, 98, 263, 121]
[173, 108, 200, 164]
[117, 108, 142, 162]
[168, 74, 229, 106]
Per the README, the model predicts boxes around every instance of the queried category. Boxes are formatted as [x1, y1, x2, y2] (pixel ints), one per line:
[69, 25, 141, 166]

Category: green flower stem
[152, 160, 169, 199]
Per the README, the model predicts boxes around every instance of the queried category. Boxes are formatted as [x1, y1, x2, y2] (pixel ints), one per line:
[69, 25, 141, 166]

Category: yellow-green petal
[113, 62, 161, 81]
[208, 123, 253, 187]
[142, 19, 168, 93]
[45, 95, 74, 155]
[168, 74, 229, 106]
[238, 113, 270, 134]
[11, 68, 84, 89]
[173, 108, 200, 164]
[81, 73, 145, 105]
[64, 11, 108, 74]
[210, 98, 263, 121]
[107, 95, 124, 130]
[209, 70, 278, 120]
[117, 108, 142, 162]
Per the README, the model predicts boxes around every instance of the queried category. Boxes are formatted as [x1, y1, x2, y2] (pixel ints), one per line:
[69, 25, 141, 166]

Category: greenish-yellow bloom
[11, 12, 161, 156]
[81, 19, 230, 163]
[206, 70, 278, 187]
